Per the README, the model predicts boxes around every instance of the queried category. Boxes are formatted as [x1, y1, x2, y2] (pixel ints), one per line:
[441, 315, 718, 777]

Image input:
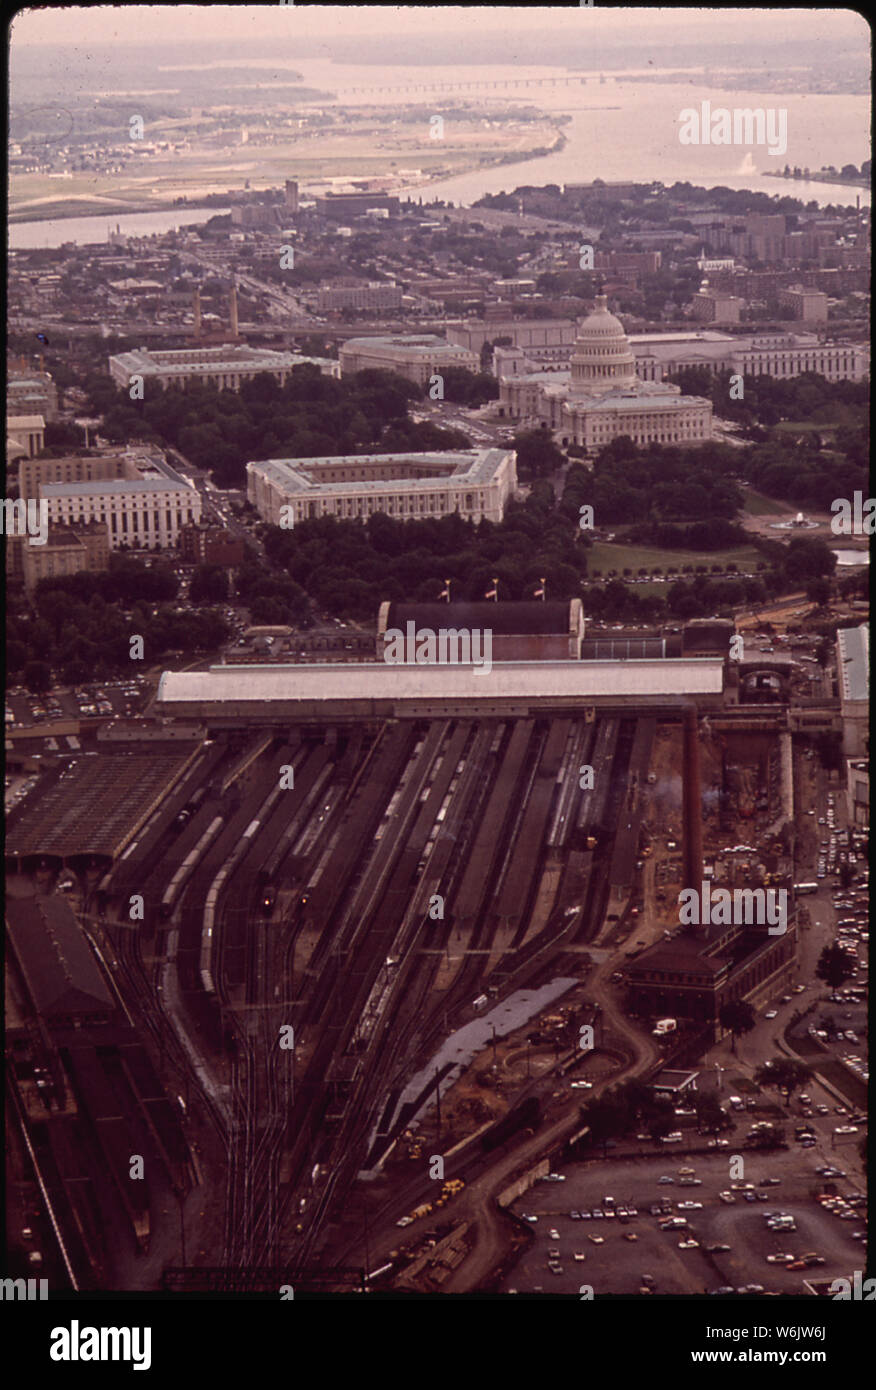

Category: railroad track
[104, 711, 650, 1281]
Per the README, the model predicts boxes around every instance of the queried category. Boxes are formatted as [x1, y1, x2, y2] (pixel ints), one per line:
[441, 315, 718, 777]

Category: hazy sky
[11, 5, 868, 49]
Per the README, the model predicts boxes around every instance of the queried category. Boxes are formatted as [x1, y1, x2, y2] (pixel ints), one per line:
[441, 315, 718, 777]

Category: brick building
[624, 917, 798, 1025]
[19, 521, 110, 592]
[179, 524, 245, 567]
[375, 599, 585, 661]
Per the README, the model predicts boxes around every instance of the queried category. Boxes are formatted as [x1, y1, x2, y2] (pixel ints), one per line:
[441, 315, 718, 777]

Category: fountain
[771, 510, 819, 531]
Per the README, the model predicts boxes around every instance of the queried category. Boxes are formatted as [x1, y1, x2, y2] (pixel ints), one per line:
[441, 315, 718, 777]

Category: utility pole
[178, 1181, 187, 1268]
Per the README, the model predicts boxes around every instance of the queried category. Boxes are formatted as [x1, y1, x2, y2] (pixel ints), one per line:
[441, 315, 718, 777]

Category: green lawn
[772, 420, 838, 434]
[586, 540, 764, 579]
[740, 490, 790, 517]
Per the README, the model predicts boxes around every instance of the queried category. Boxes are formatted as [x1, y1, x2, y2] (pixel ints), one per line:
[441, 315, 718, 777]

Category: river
[9, 59, 870, 247]
[9, 206, 231, 251]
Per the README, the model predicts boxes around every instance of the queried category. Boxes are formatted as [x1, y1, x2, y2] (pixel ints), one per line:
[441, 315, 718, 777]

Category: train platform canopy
[157, 658, 724, 722]
[5, 750, 195, 866]
[6, 895, 114, 1022]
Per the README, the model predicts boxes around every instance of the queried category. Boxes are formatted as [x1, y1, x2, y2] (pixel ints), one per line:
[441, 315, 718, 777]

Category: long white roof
[837, 625, 869, 703]
[158, 659, 724, 706]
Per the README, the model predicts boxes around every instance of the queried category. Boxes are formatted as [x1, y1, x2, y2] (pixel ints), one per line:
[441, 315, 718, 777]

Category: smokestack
[229, 282, 238, 338]
[682, 704, 704, 913]
[193, 286, 201, 338]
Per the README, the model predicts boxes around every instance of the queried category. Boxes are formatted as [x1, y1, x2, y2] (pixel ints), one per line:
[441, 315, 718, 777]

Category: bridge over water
[338, 74, 594, 97]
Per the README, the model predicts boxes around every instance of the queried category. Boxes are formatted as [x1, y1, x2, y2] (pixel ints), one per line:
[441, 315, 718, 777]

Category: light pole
[176, 1173, 187, 1268]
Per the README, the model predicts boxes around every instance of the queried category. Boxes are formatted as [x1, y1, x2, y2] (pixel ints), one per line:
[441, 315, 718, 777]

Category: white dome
[569, 294, 638, 396]
[576, 294, 627, 339]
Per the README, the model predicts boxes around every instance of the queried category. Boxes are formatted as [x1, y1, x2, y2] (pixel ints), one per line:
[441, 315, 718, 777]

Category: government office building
[41, 477, 202, 550]
[247, 448, 517, 528]
[108, 344, 340, 393]
[338, 335, 478, 387]
[498, 296, 713, 453]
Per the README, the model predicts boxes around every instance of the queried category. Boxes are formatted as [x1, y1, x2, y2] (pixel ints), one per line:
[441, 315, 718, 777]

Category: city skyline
[4, 2, 869, 1340]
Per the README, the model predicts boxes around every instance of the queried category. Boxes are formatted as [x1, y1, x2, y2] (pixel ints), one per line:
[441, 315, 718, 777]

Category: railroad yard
[7, 676, 866, 1295]
[7, 712, 665, 1286]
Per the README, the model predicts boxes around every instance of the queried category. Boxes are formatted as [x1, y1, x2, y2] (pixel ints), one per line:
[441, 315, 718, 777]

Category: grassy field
[586, 540, 764, 578]
[740, 490, 790, 517]
[772, 420, 839, 434]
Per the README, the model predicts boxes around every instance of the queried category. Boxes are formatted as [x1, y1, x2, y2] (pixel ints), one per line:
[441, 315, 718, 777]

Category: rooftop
[158, 658, 725, 708]
[837, 624, 869, 703]
[629, 942, 728, 977]
[6, 894, 114, 1019]
[42, 478, 194, 497]
[6, 414, 46, 429]
[110, 345, 336, 376]
[247, 448, 513, 496]
[582, 637, 669, 659]
[385, 600, 574, 635]
[342, 334, 472, 356]
[6, 752, 193, 860]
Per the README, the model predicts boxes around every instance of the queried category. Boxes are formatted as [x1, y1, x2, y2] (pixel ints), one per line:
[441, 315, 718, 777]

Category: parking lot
[504, 1149, 866, 1295]
[6, 676, 150, 729]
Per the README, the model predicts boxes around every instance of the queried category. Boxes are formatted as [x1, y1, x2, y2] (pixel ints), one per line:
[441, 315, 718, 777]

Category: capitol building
[497, 295, 713, 454]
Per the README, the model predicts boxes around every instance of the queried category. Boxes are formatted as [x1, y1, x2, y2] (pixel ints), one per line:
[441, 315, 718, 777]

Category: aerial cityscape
[4, 4, 870, 1326]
